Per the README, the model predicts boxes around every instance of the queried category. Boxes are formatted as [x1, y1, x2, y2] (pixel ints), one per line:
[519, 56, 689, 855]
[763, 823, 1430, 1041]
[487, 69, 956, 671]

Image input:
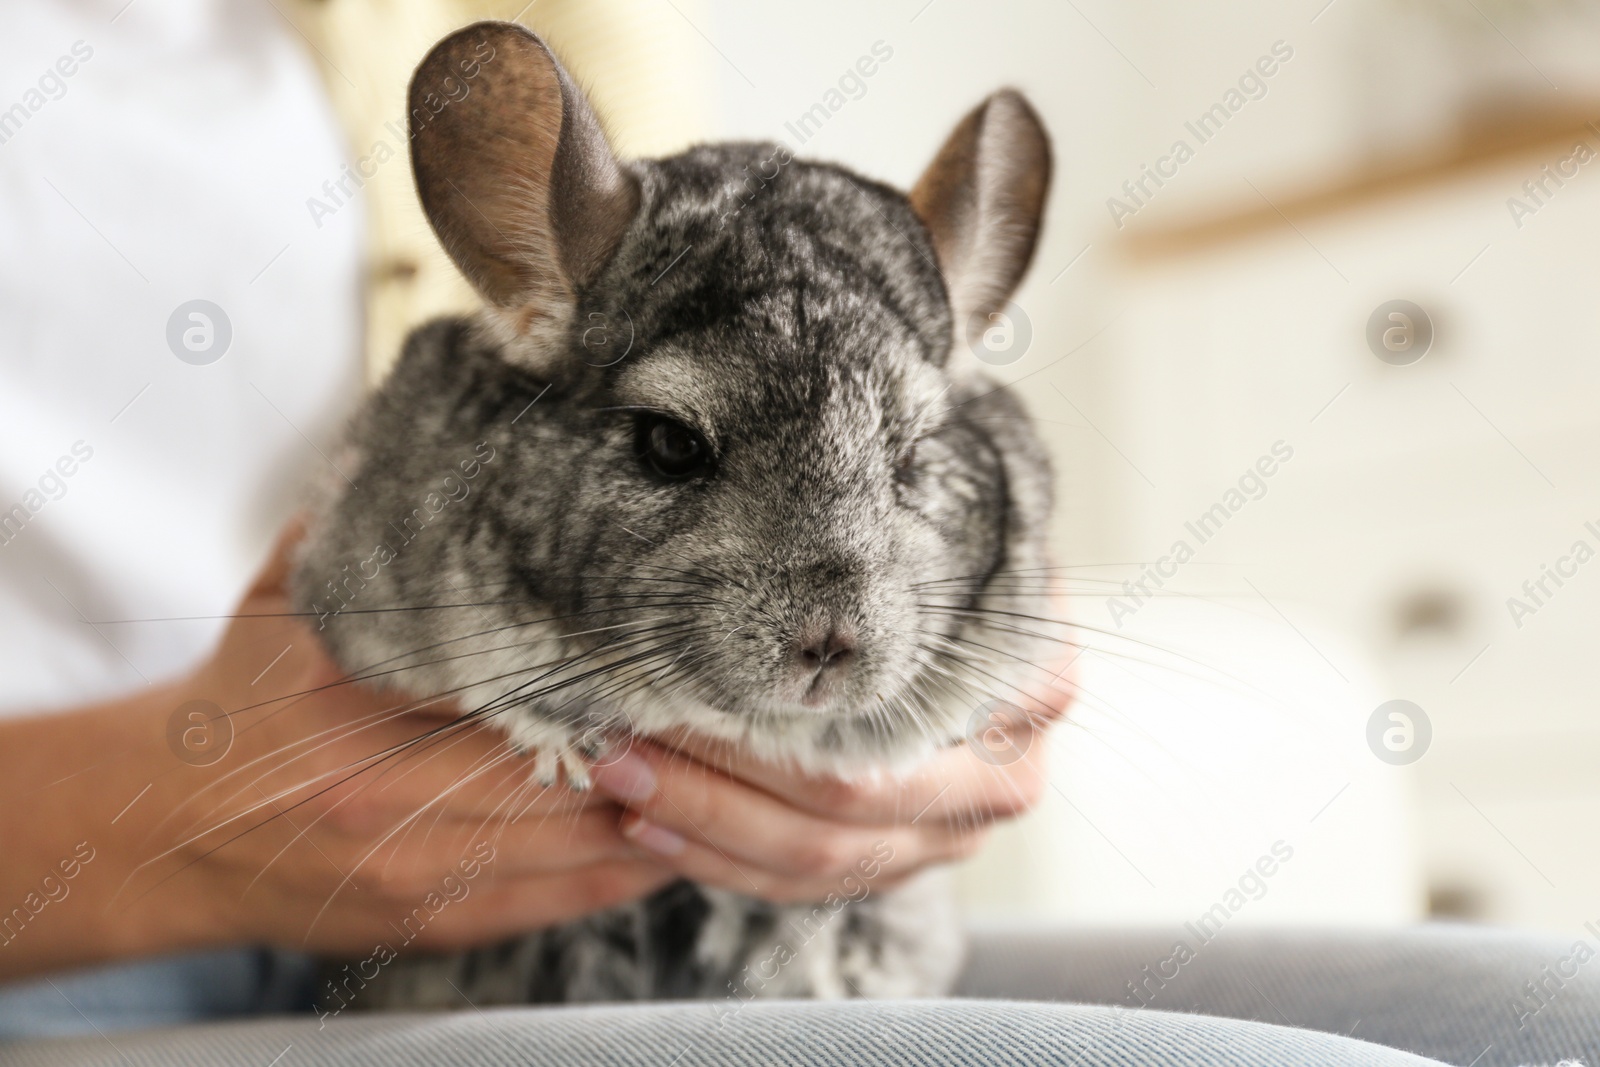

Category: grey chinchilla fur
[293, 21, 1059, 1009]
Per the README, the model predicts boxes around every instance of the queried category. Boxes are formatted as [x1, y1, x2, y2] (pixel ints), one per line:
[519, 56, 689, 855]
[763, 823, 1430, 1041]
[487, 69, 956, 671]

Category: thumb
[246, 514, 309, 602]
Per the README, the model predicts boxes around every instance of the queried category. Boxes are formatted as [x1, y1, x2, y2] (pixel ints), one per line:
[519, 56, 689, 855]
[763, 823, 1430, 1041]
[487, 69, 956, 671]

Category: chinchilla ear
[910, 90, 1051, 349]
[409, 22, 639, 357]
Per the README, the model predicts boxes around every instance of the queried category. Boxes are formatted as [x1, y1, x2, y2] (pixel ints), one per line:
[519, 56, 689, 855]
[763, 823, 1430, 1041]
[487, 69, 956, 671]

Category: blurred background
[11, 0, 1599, 942]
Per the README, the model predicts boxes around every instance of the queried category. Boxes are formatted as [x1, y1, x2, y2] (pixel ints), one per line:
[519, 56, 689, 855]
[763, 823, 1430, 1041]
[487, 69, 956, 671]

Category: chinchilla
[293, 20, 1060, 1009]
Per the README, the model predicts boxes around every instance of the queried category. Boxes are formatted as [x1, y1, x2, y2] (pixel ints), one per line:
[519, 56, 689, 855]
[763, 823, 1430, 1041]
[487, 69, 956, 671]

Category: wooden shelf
[1118, 106, 1600, 261]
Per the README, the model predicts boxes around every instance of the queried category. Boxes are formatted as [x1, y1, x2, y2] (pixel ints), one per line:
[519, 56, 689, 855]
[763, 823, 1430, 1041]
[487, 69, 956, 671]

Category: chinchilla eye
[636, 414, 713, 480]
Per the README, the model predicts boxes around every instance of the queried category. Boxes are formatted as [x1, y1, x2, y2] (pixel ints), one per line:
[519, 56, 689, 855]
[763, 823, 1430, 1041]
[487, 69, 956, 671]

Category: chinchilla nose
[795, 622, 857, 674]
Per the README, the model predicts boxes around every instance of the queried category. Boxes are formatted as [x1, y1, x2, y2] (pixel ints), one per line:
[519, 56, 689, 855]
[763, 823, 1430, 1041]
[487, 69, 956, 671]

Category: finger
[1026, 653, 1081, 724]
[287, 713, 607, 832]
[889, 737, 1053, 827]
[226, 684, 599, 845]
[404, 859, 679, 950]
[617, 815, 980, 905]
[591, 742, 973, 880]
[344, 806, 635, 892]
[247, 514, 310, 601]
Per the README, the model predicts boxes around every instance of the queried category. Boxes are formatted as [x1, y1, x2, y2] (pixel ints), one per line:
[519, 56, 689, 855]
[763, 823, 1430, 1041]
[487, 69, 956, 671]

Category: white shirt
[0, 0, 364, 712]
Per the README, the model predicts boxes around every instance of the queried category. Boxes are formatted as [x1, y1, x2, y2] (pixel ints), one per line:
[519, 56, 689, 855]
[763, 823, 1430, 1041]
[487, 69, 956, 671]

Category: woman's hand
[590, 662, 1078, 904]
[0, 523, 674, 982]
[155, 523, 677, 956]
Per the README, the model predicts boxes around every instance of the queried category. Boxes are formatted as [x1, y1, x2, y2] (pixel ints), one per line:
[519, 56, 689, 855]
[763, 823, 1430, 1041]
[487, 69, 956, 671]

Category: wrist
[0, 680, 241, 980]
[93, 679, 246, 959]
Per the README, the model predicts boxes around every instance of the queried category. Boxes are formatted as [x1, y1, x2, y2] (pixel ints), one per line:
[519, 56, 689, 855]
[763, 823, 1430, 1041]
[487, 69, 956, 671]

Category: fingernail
[622, 816, 685, 857]
[590, 751, 657, 803]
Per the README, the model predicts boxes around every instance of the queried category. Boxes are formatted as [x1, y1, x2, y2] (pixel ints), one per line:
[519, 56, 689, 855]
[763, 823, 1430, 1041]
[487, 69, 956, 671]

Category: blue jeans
[0, 926, 1591, 1066]
[0, 948, 314, 1040]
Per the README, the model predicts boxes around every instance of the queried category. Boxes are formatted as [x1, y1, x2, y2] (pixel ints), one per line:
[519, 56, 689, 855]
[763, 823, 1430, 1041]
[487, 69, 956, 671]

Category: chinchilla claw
[532, 747, 559, 787]
[525, 742, 594, 791]
[561, 750, 592, 791]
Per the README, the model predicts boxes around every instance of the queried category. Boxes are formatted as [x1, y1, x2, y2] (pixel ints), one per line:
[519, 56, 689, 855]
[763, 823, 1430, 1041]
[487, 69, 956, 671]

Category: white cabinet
[1075, 145, 1600, 931]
